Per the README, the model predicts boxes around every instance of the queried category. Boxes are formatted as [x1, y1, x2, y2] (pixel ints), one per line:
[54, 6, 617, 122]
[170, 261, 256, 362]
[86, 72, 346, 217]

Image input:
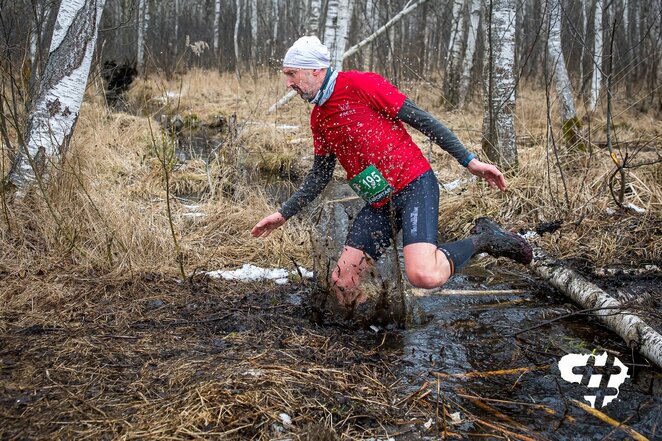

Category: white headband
[283, 36, 331, 69]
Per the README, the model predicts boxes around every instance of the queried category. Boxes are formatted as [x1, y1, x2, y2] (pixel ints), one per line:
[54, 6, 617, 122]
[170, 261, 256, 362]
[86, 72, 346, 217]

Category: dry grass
[0, 69, 660, 439]
[0, 68, 659, 294]
[0, 68, 659, 291]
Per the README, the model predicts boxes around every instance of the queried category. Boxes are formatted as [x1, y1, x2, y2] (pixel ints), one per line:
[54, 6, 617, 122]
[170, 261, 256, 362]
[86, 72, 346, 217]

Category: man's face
[283, 67, 323, 101]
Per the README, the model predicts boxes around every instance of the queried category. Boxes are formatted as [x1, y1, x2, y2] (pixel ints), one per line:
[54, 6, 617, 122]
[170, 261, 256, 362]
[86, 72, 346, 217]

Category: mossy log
[531, 246, 662, 370]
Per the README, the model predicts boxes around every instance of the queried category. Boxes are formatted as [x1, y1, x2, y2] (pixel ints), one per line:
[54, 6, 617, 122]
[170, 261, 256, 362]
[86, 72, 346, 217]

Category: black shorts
[345, 169, 439, 259]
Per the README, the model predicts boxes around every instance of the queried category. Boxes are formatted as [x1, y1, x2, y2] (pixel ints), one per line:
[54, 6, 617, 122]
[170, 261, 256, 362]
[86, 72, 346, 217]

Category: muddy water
[173, 130, 661, 439]
[391, 263, 661, 439]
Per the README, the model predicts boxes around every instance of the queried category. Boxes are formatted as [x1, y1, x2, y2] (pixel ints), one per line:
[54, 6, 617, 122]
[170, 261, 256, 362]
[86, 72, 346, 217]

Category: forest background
[0, 0, 661, 439]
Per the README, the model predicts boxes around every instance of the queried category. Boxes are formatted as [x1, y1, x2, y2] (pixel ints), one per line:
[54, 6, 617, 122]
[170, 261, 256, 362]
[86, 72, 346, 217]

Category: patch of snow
[245, 121, 300, 131]
[625, 203, 646, 214]
[206, 264, 312, 285]
[521, 231, 538, 240]
[243, 369, 264, 377]
[279, 413, 293, 428]
[275, 124, 300, 131]
[450, 412, 462, 424]
[440, 176, 475, 192]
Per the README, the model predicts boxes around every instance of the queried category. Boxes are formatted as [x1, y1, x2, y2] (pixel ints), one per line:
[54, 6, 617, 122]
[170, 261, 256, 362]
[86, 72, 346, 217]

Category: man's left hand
[466, 158, 507, 191]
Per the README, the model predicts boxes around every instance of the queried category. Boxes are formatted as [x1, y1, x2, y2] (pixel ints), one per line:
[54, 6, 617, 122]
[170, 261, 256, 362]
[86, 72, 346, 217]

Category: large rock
[310, 181, 427, 327]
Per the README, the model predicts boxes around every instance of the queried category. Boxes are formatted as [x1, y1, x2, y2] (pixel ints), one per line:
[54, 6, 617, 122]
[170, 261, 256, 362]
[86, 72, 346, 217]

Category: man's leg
[331, 245, 372, 307]
[403, 242, 453, 288]
[404, 220, 533, 290]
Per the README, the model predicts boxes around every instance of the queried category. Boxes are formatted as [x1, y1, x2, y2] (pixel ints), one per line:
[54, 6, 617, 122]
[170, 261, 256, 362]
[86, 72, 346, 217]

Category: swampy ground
[1, 258, 660, 440]
[1, 70, 661, 439]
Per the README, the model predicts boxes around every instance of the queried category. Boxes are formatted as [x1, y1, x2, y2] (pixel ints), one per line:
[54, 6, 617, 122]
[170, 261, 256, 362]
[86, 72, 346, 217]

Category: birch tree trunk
[580, 0, 588, 95]
[323, 0, 352, 71]
[9, 0, 106, 196]
[458, 0, 481, 109]
[234, 0, 241, 80]
[271, 0, 279, 51]
[547, 0, 581, 145]
[531, 247, 662, 370]
[28, 2, 41, 63]
[174, 0, 179, 59]
[136, 0, 146, 73]
[308, 0, 322, 35]
[214, 0, 221, 56]
[28, 1, 52, 88]
[143, 0, 150, 70]
[589, 0, 603, 112]
[653, 1, 662, 111]
[482, 0, 519, 170]
[443, 0, 467, 107]
[622, 0, 629, 33]
[362, 0, 377, 71]
[250, 0, 258, 76]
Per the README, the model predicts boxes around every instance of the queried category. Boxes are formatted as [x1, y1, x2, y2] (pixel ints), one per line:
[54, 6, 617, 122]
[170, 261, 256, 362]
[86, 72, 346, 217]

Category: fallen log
[530, 246, 662, 370]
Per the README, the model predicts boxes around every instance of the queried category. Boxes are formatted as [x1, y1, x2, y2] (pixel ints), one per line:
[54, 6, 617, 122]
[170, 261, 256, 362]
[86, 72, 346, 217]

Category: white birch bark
[654, 1, 662, 110]
[234, 0, 241, 79]
[174, 0, 179, 58]
[531, 247, 662, 370]
[589, 0, 603, 112]
[446, 0, 466, 69]
[29, 4, 40, 63]
[362, 0, 377, 70]
[458, 0, 481, 109]
[580, 0, 588, 91]
[250, 0, 258, 64]
[9, 0, 106, 194]
[323, 0, 353, 71]
[622, 0, 628, 33]
[547, 0, 578, 125]
[136, 0, 146, 72]
[482, 0, 518, 170]
[308, 0, 322, 35]
[143, 0, 150, 58]
[214, 0, 222, 55]
[272, 0, 279, 43]
[443, 0, 468, 107]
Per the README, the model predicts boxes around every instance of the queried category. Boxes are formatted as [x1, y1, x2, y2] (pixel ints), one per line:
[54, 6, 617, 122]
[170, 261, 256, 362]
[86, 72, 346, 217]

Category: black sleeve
[397, 97, 476, 167]
[278, 154, 336, 220]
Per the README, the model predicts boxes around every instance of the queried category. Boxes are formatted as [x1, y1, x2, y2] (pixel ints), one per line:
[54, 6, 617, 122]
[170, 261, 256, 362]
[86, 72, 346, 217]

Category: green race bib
[349, 165, 393, 204]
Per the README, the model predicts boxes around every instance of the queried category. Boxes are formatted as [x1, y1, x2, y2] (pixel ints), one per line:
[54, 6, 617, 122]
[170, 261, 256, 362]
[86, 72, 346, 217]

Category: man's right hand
[251, 212, 286, 238]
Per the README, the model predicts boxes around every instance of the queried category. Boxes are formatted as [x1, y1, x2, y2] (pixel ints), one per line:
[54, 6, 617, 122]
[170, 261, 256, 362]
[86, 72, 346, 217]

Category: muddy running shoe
[471, 217, 533, 265]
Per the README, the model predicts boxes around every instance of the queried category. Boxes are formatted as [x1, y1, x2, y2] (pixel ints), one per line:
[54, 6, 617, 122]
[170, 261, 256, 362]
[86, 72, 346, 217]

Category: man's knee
[406, 267, 449, 289]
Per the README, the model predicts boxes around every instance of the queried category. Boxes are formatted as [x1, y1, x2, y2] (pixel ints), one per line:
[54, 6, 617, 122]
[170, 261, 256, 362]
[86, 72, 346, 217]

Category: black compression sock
[438, 238, 476, 276]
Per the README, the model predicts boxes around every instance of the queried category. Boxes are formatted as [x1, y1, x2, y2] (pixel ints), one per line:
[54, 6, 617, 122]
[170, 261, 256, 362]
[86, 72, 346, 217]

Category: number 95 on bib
[349, 165, 394, 204]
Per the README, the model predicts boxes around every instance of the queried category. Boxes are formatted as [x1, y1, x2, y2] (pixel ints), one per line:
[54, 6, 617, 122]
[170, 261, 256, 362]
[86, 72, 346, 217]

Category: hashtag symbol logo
[558, 352, 630, 408]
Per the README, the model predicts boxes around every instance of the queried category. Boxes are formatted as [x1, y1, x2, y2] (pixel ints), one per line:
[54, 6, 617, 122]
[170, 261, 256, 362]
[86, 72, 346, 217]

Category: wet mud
[1, 263, 660, 440]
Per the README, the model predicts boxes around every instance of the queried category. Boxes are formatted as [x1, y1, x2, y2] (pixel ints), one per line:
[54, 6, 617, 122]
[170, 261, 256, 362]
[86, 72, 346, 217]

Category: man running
[252, 36, 532, 308]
